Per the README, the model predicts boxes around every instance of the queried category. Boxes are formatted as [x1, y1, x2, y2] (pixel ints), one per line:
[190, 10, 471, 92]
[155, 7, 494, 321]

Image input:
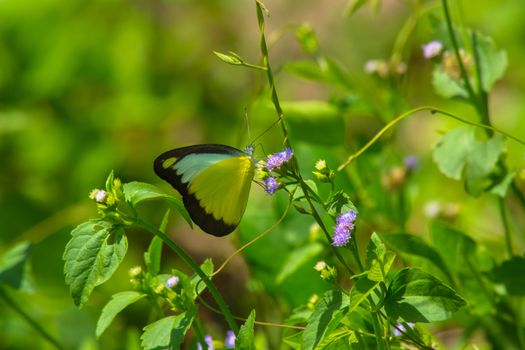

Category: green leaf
[303, 290, 349, 350]
[63, 220, 128, 307]
[276, 243, 323, 284]
[490, 256, 525, 295]
[379, 233, 452, 284]
[295, 24, 319, 54]
[432, 66, 469, 99]
[474, 32, 507, 92]
[96, 291, 146, 337]
[281, 101, 344, 146]
[237, 310, 256, 350]
[385, 268, 466, 322]
[349, 277, 379, 312]
[122, 182, 192, 227]
[141, 312, 194, 350]
[190, 259, 214, 298]
[490, 171, 516, 197]
[213, 51, 243, 66]
[345, 0, 369, 16]
[144, 210, 169, 275]
[0, 241, 32, 289]
[326, 191, 358, 218]
[433, 127, 504, 195]
[366, 232, 386, 266]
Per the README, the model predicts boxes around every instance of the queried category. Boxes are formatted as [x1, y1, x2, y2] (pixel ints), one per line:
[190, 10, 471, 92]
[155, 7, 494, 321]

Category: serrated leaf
[379, 233, 453, 284]
[303, 290, 350, 350]
[433, 127, 504, 195]
[237, 310, 256, 350]
[122, 182, 192, 227]
[276, 243, 323, 284]
[96, 291, 146, 337]
[385, 268, 466, 322]
[349, 277, 379, 313]
[63, 220, 128, 306]
[326, 191, 358, 218]
[0, 241, 32, 289]
[141, 312, 194, 350]
[490, 256, 525, 295]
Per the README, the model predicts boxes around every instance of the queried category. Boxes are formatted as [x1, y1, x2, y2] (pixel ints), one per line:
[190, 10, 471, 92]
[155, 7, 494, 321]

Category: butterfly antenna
[249, 119, 280, 145]
[244, 108, 251, 140]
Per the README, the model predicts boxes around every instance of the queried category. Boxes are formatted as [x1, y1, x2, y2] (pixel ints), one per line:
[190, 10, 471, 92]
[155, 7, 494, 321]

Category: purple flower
[403, 155, 419, 171]
[165, 275, 179, 288]
[422, 40, 443, 59]
[197, 335, 214, 350]
[332, 210, 357, 247]
[265, 148, 293, 171]
[265, 177, 279, 195]
[393, 322, 415, 336]
[224, 330, 236, 349]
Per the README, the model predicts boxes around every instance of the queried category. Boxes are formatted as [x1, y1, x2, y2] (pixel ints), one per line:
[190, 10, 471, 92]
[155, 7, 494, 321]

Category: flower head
[224, 330, 236, 349]
[393, 322, 415, 336]
[197, 335, 214, 350]
[89, 189, 107, 203]
[314, 261, 327, 271]
[332, 210, 357, 247]
[265, 148, 293, 171]
[265, 177, 279, 195]
[422, 40, 443, 59]
[166, 275, 179, 288]
[404, 155, 419, 171]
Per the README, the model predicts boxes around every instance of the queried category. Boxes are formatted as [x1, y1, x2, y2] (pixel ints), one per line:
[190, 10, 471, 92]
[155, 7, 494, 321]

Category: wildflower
[166, 275, 179, 288]
[314, 261, 327, 271]
[422, 40, 443, 59]
[404, 155, 419, 171]
[313, 159, 334, 183]
[224, 330, 236, 349]
[423, 200, 441, 218]
[197, 335, 214, 350]
[332, 210, 357, 247]
[89, 189, 107, 203]
[394, 62, 407, 75]
[393, 322, 415, 336]
[265, 177, 279, 195]
[265, 148, 293, 171]
[442, 49, 472, 79]
[364, 59, 389, 78]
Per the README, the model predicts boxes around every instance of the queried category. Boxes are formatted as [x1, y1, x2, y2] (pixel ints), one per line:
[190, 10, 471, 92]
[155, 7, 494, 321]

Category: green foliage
[237, 310, 256, 350]
[385, 268, 467, 322]
[2, 0, 525, 349]
[63, 220, 127, 306]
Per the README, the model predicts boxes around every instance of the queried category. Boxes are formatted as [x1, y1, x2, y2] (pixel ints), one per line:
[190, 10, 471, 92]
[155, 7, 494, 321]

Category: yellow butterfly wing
[154, 144, 255, 236]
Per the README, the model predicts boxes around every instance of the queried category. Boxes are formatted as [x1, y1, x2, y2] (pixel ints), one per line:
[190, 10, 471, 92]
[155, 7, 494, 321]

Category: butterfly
[154, 144, 256, 236]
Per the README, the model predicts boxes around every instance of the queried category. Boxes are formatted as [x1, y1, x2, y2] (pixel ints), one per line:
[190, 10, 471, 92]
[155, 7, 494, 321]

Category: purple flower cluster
[422, 40, 443, 59]
[197, 335, 214, 350]
[332, 210, 357, 247]
[265, 148, 293, 171]
[224, 330, 236, 349]
[265, 177, 279, 195]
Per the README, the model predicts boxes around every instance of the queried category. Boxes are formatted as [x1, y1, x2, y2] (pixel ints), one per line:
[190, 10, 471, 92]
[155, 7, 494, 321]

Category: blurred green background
[1, 0, 525, 348]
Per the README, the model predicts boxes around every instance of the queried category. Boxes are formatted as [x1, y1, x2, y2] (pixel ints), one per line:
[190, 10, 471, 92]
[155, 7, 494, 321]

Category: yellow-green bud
[128, 266, 142, 278]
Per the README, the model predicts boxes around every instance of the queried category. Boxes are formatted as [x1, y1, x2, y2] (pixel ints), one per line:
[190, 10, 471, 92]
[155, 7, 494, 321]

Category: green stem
[338, 106, 525, 170]
[442, 0, 480, 113]
[471, 31, 491, 130]
[255, 0, 354, 275]
[498, 197, 513, 257]
[370, 309, 386, 350]
[511, 182, 525, 209]
[136, 219, 239, 333]
[0, 286, 64, 350]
